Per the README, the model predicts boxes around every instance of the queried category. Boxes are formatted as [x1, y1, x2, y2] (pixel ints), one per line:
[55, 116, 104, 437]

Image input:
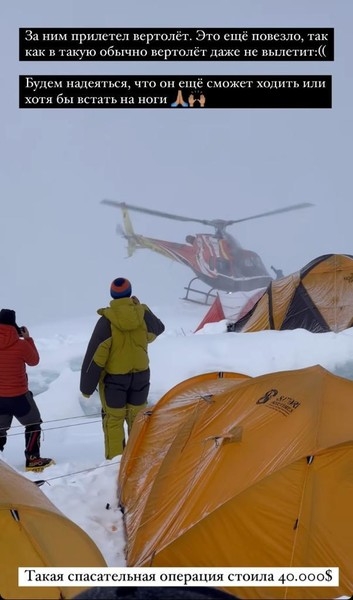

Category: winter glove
[82, 393, 91, 399]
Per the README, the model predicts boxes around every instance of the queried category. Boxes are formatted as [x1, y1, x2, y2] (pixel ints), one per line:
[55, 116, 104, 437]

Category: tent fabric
[194, 294, 226, 332]
[118, 371, 251, 529]
[118, 365, 353, 599]
[0, 459, 107, 599]
[194, 288, 266, 332]
[231, 254, 353, 333]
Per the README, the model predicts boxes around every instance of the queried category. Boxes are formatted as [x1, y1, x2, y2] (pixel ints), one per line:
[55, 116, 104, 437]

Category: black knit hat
[0, 309, 22, 335]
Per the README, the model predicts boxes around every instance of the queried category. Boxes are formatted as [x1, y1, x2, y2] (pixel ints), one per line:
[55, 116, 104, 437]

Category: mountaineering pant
[99, 369, 150, 460]
[0, 391, 43, 458]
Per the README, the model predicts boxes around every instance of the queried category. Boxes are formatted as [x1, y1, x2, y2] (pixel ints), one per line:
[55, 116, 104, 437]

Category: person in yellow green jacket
[80, 278, 165, 459]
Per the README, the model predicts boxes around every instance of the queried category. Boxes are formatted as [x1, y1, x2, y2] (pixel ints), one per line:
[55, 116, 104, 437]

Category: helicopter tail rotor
[115, 224, 135, 257]
[126, 237, 138, 257]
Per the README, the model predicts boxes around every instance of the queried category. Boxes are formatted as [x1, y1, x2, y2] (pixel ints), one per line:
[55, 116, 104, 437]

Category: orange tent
[119, 371, 250, 531]
[118, 366, 353, 599]
[0, 460, 107, 599]
[230, 254, 353, 333]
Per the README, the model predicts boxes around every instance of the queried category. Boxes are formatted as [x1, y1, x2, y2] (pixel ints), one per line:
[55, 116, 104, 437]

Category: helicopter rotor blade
[102, 199, 314, 230]
[224, 202, 314, 226]
[101, 200, 216, 226]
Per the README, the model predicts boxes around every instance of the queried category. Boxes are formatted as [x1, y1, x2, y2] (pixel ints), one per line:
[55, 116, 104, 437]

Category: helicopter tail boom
[121, 205, 138, 256]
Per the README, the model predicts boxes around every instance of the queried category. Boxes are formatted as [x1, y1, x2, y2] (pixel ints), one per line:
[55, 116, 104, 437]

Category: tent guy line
[30, 460, 121, 486]
[9, 411, 102, 427]
[6, 418, 102, 437]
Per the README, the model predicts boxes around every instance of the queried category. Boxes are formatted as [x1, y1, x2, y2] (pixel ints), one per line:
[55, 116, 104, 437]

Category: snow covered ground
[2, 297, 353, 598]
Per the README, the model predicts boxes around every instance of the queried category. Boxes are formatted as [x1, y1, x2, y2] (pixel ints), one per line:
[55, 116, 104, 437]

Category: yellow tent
[118, 371, 251, 526]
[118, 366, 353, 599]
[230, 253, 353, 333]
[0, 459, 107, 599]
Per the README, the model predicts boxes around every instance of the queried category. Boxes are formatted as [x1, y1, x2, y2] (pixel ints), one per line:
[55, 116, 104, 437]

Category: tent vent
[10, 509, 20, 522]
[206, 427, 243, 447]
[293, 518, 299, 530]
[306, 455, 314, 464]
[223, 425, 243, 444]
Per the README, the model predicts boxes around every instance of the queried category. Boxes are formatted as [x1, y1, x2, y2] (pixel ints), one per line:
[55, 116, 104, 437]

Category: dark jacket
[80, 298, 165, 396]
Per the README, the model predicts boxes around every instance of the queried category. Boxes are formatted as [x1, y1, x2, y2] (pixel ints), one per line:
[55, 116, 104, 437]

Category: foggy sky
[1, 0, 352, 325]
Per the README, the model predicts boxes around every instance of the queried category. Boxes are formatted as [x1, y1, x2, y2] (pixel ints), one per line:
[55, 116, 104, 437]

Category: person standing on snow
[0, 309, 54, 472]
[80, 278, 165, 459]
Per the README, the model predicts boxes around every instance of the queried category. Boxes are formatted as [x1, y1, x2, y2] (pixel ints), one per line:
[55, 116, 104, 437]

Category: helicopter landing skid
[182, 277, 218, 305]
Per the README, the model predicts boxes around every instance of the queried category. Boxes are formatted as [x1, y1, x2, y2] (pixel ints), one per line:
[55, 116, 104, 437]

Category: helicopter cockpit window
[216, 258, 231, 275]
[240, 254, 265, 276]
[244, 256, 262, 268]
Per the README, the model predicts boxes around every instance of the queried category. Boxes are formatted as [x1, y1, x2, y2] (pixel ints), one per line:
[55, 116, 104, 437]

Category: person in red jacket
[0, 309, 54, 472]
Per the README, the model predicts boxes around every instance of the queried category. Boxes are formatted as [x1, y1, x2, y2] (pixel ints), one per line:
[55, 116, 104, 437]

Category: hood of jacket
[0, 324, 20, 350]
[97, 298, 145, 332]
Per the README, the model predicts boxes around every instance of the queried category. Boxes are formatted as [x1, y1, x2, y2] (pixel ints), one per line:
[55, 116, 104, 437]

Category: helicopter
[101, 199, 314, 304]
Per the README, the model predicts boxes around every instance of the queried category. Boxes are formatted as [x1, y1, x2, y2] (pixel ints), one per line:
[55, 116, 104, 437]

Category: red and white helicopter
[102, 200, 313, 303]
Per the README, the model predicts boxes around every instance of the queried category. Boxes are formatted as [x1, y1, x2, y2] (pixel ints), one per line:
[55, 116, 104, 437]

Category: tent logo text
[256, 389, 301, 416]
[256, 389, 278, 404]
[344, 273, 353, 283]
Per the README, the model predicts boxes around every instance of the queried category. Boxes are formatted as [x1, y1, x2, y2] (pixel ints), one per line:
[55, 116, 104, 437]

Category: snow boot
[25, 456, 55, 472]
